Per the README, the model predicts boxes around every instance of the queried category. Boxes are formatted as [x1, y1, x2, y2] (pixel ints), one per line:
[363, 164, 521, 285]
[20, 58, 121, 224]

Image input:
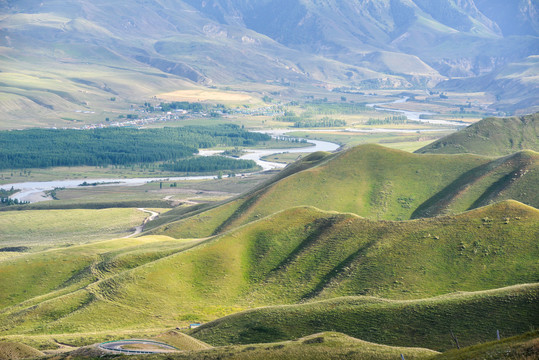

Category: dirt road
[124, 208, 159, 238]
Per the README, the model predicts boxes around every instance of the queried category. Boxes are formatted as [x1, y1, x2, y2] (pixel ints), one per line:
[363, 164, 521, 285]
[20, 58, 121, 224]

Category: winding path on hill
[124, 208, 159, 238]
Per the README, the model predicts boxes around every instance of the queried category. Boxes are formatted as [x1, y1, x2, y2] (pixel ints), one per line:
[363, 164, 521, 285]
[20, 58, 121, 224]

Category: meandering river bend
[1, 132, 339, 203]
[1, 97, 467, 203]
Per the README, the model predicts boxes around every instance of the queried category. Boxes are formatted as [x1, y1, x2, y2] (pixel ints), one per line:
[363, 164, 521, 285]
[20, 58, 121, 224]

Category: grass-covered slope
[0, 235, 203, 330]
[1, 201, 536, 335]
[146, 150, 336, 237]
[45, 332, 438, 360]
[189, 284, 539, 351]
[433, 330, 539, 360]
[151, 330, 212, 351]
[416, 113, 539, 156]
[152, 144, 539, 238]
[411, 150, 539, 218]
[0, 342, 43, 360]
[142, 332, 438, 360]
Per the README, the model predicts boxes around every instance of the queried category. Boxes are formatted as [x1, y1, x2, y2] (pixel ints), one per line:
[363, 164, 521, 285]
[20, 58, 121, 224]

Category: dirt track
[124, 208, 159, 238]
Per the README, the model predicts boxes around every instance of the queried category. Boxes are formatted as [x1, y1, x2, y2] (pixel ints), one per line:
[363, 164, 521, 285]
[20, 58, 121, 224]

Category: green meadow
[119, 332, 439, 360]
[0, 208, 147, 249]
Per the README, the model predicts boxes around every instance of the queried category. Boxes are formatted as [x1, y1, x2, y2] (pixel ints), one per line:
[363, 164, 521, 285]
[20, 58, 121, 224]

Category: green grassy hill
[145, 150, 336, 238]
[0, 235, 202, 318]
[150, 145, 539, 238]
[136, 332, 439, 360]
[43, 332, 438, 360]
[189, 284, 539, 351]
[1, 201, 537, 336]
[416, 113, 539, 156]
[151, 330, 212, 351]
[433, 330, 539, 360]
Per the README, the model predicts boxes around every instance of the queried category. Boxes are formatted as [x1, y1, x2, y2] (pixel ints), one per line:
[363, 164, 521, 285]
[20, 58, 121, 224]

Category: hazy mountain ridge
[0, 0, 538, 119]
[185, 0, 538, 77]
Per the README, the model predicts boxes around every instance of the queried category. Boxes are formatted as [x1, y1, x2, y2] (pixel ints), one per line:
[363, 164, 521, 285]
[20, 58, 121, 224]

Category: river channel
[1, 97, 466, 203]
[1, 133, 340, 203]
[366, 97, 469, 126]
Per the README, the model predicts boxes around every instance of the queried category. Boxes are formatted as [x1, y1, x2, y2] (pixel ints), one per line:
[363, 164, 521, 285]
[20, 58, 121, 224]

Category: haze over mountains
[1, 0, 538, 122]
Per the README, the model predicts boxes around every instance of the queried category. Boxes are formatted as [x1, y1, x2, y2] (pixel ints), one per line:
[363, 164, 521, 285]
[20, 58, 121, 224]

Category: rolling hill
[189, 284, 539, 351]
[45, 332, 439, 360]
[0, 200, 537, 336]
[434, 330, 539, 360]
[416, 113, 539, 156]
[148, 144, 539, 238]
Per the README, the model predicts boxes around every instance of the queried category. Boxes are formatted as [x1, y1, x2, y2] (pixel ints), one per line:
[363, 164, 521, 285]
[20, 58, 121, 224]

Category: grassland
[1, 201, 536, 337]
[433, 330, 539, 360]
[154, 145, 539, 239]
[34, 330, 539, 360]
[3, 328, 536, 360]
[416, 113, 539, 156]
[107, 332, 438, 360]
[0, 208, 148, 249]
[190, 284, 538, 351]
[0, 328, 175, 351]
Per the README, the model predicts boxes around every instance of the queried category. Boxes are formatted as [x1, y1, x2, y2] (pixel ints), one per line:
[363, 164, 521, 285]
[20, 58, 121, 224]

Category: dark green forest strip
[0, 125, 269, 169]
[161, 156, 256, 172]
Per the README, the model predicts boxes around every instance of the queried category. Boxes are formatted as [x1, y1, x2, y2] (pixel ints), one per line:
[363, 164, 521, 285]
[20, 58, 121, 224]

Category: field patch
[157, 90, 254, 103]
[0, 208, 148, 249]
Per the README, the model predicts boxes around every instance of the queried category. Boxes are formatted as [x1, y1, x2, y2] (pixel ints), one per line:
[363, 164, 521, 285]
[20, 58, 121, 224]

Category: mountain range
[1, 0, 538, 124]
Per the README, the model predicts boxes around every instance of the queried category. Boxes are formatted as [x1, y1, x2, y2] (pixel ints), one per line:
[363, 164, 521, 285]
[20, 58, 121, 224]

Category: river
[366, 97, 469, 126]
[1, 97, 463, 203]
[1, 133, 340, 203]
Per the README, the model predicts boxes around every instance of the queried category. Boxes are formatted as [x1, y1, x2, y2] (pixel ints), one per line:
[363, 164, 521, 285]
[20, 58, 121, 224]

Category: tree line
[161, 156, 256, 172]
[0, 125, 270, 170]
